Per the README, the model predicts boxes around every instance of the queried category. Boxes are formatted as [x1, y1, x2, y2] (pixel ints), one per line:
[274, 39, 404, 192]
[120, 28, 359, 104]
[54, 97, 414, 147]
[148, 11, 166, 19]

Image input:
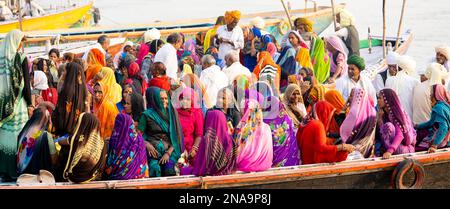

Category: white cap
[143, 28, 161, 43]
[397, 55, 416, 75]
[386, 51, 399, 65]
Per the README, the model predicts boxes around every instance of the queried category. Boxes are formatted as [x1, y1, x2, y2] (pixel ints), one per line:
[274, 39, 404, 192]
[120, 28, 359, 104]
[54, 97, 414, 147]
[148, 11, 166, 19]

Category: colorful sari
[86, 64, 103, 83]
[93, 82, 119, 139]
[340, 88, 377, 158]
[277, 46, 299, 90]
[98, 67, 122, 104]
[253, 51, 281, 93]
[192, 110, 237, 176]
[176, 88, 204, 154]
[324, 89, 347, 134]
[106, 114, 148, 180]
[282, 84, 307, 128]
[310, 37, 330, 84]
[63, 113, 107, 183]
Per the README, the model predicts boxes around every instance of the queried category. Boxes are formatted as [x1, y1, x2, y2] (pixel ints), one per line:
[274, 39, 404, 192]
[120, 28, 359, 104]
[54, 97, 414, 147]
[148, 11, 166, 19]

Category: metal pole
[395, 0, 407, 50]
[17, 0, 23, 31]
[382, 0, 387, 58]
[331, 0, 337, 31]
[280, 0, 294, 29]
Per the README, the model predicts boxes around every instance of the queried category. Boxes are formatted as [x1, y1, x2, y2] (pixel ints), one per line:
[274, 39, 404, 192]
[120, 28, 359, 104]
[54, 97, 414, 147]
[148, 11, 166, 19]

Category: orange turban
[224, 10, 241, 25]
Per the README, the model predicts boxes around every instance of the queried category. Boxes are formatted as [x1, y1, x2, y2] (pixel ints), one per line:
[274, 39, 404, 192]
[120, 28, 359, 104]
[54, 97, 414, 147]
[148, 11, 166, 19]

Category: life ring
[277, 20, 290, 35]
[391, 158, 425, 189]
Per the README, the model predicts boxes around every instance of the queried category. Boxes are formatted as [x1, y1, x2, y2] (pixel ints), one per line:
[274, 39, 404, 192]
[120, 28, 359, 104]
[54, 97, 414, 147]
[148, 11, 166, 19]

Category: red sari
[149, 76, 171, 92]
[296, 120, 347, 165]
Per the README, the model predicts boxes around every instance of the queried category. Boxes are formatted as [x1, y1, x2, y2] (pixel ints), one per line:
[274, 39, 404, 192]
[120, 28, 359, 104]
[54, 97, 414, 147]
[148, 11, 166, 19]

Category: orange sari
[253, 51, 281, 91]
[93, 83, 119, 139]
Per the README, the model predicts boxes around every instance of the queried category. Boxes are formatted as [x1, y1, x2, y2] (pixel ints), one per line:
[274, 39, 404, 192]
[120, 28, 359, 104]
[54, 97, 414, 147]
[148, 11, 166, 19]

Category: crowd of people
[0, 8, 449, 183]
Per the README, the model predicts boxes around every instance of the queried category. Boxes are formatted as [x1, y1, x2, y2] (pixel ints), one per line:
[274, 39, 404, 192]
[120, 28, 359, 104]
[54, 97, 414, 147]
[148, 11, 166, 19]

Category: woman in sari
[310, 101, 341, 145]
[213, 87, 242, 132]
[340, 88, 377, 158]
[282, 84, 307, 129]
[324, 89, 347, 138]
[121, 61, 146, 95]
[192, 110, 237, 176]
[98, 67, 122, 104]
[325, 35, 348, 82]
[138, 87, 183, 177]
[62, 113, 107, 183]
[296, 103, 355, 165]
[116, 84, 134, 113]
[85, 48, 106, 82]
[276, 32, 305, 90]
[181, 73, 211, 112]
[176, 87, 204, 163]
[235, 99, 273, 172]
[184, 39, 201, 65]
[415, 84, 450, 153]
[377, 89, 416, 159]
[123, 92, 145, 124]
[148, 62, 171, 92]
[141, 39, 164, 82]
[306, 84, 327, 112]
[93, 82, 119, 139]
[17, 105, 57, 176]
[253, 51, 281, 94]
[105, 113, 149, 180]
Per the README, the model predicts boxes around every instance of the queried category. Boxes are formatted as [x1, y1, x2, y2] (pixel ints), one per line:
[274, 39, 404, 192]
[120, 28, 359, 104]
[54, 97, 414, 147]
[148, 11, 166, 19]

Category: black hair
[48, 48, 60, 58]
[148, 39, 164, 54]
[166, 33, 182, 45]
[129, 92, 145, 122]
[98, 35, 109, 44]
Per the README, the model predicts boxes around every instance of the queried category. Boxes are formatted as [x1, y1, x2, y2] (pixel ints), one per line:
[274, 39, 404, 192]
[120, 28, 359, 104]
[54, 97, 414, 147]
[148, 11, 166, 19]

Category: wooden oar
[395, 0, 407, 50]
[280, 0, 294, 29]
[331, 0, 337, 31]
[382, 0, 387, 58]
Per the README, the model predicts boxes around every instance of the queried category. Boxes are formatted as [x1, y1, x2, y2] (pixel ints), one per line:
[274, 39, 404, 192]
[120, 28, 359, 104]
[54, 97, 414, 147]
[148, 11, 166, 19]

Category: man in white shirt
[385, 55, 420, 119]
[199, 55, 229, 106]
[336, 54, 376, 103]
[214, 10, 244, 61]
[222, 51, 252, 85]
[154, 33, 183, 80]
[373, 52, 399, 92]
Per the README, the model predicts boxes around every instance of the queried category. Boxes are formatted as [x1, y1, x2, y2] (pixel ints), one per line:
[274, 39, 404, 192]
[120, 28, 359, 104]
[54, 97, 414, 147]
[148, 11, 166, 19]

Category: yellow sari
[93, 83, 119, 139]
[98, 67, 122, 104]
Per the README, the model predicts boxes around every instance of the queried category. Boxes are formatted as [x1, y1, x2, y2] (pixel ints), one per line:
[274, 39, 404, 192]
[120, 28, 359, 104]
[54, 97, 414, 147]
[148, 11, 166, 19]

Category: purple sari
[192, 110, 237, 176]
[106, 114, 149, 180]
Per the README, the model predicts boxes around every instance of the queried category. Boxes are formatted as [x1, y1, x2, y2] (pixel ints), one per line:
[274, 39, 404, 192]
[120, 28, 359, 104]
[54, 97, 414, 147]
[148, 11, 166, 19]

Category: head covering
[98, 67, 122, 104]
[106, 113, 148, 180]
[312, 101, 336, 132]
[86, 64, 103, 82]
[266, 42, 277, 56]
[347, 54, 365, 70]
[435, 45, 450, 60]
[86, 48, 106, 67]
[144, 28, 161, 43]
[340, 88, 377, 146]
[181, 73, 211, 109]
[288, 30, 309, 49]
[176, 87, 202, 110]
[224, 10, 241, 25]
[282, 84, 306, 126]
[128, 92, 145, 122]
[339, 9, 355, 27]
[252, 27, 262, 38]
[324, 89, 346, 114]
[397, 55, 416, 75]
[253, 51, 281, 93]
[432, 84, 450, 104]
[0, 29, 24, 63]
[295, 18, 313, 32]
[308, 85, 326, 102]
[386, 51, 399, 65]
[425, 62, 448, 86]
[192, 110, 237, 176]
[93, 82, 119, 139]
[184, 39, 200, 64]
[250, 16, 265, 29]
[379, 88, 416, 147]
[33, 70, 49, 90]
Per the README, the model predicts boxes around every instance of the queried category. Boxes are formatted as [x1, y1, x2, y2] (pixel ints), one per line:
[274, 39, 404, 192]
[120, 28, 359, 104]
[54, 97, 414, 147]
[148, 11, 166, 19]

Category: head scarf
[224, 10, 241, 25]
[339, 9, 355, 27]
[86, 64, 103, 82]
[128, 92, 145, 122]
[175, 87, 202, 111]
[184, 39, 200, 64]
[86, 48, 106, 67]
[250, 16, 265, 29]
[288, 30, 309, 49]
[144, 28, 161, 43]
[324, 89, 346, 114]
[325, 35, 348, 75]
[397, 55, 416, 75]
[98, 67, 122, 104]
[340, 88, 377, 145]
[106, 113, 148, 180]
[311, 101, 336, 132]
[33, 70, 49, 90]
[253, 51, 281, 93]
[379, 88, 416, 146]
[308, 84, 326, 102]
[295, 18, 313, 32]
[93, 82, 119, 139]
[266, 42, 277, 57]
[347, 54, 365, 70]
[425, 63, 448, 86]
[0, 29, 24, 63]
[283, 84, 305, 126]
[432, 84, 450, 104]
[435, 45, 450, 60]
[386, 51, 399, 65]
[192, 110, 237, 176]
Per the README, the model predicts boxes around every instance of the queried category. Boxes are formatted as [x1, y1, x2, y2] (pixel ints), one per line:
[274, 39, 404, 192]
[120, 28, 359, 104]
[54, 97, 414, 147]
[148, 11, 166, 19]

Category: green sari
[310, 37, 330, 84]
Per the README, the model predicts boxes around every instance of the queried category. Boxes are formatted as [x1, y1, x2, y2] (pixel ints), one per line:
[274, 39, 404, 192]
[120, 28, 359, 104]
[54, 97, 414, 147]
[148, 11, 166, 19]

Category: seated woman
[98, 67, 123, 104]
[283, 84, 307, 129]
[17, 104, 57, 175]
[120, 61, 146, 95]
[324, 89, 347, 139]
[191, 110, 237, 176]
[340, 88, 377, 158]
[377, 89, 416, 159]
[116, 84, 134, 113]
[123, 92, 145, 125]
[235, 99, 273, 172]
[181, 73, 211, 113]
[311, 101, 341, 145]
[325, 35, 348, 82]
[296, 102, 355, 165]
[148, 62, 171, 92]
[138, 87, 183, 177]
[306, 84, 327, 112]
[93, 82, 119, 139]
[105, 114, 149, 180]
[212, 87, 242, 133]
[35, 58, 58, 106]
[176, 88, 204, 164]
[252, 51, 281, 96]
[415, 84, 450, 153]
[62, 113, 107, 183]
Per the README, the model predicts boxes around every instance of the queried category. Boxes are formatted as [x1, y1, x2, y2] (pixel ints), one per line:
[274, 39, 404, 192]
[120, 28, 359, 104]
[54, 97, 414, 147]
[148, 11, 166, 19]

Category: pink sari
[236, 100, 273, 172]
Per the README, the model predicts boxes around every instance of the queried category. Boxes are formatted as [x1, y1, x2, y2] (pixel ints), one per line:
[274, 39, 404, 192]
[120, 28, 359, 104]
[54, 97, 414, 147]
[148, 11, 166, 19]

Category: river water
[40, 0, 450, 70]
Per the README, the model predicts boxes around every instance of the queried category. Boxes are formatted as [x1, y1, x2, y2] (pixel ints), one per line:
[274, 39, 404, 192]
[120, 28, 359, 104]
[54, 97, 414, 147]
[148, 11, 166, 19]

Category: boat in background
[0, 0, 94, 33]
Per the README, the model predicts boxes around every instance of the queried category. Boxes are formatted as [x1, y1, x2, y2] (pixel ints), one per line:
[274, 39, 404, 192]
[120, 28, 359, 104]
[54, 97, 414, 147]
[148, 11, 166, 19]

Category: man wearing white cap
[412, 63, 448, 124]
[373, 51, 399, 92]
[434, 45, 449, 71]
[385, 55, 420, 118]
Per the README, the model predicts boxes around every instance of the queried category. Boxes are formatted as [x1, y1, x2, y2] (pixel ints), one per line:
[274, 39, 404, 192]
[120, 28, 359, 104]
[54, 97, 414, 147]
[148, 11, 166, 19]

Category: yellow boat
[0, 1, 93, 33]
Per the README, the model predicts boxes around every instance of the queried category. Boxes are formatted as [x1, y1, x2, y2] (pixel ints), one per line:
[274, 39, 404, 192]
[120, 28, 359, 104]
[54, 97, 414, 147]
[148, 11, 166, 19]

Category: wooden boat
[0, 1, 93, 34]
[14, 3, 346, 47]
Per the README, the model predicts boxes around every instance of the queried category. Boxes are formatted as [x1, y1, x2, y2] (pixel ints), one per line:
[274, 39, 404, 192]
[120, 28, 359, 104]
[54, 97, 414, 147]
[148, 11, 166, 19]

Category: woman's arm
[22, 57, 32, 106]
[386, 124, 405, 154]
[417, 112, 436, 129]
[433, 121, 449, 147]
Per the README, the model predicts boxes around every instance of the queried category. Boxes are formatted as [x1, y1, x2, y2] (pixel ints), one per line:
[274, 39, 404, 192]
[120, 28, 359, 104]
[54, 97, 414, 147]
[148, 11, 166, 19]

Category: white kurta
[200, 65, 229, 106]
[154, 43, 178, 80]
[373, 70, 392, 93]
[385, 71, 420, 119]
[335, 73, 377, 103]
[222, 62, 252, 85]
[412, 81, 433, 124]
[215, 25, 245, 60]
